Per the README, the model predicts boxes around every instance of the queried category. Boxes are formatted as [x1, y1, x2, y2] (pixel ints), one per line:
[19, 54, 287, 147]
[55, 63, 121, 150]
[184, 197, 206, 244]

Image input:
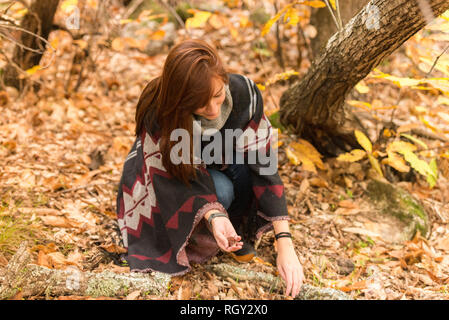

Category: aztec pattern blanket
[116, 73, 290, 275]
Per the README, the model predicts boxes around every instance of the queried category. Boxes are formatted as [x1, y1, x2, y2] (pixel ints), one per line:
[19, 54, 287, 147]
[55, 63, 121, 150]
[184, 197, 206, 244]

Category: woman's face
[193, 77, 226, 120]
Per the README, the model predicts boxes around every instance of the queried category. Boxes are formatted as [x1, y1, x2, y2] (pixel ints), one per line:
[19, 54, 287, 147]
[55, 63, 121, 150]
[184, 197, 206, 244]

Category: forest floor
[1, 3, 449, 300]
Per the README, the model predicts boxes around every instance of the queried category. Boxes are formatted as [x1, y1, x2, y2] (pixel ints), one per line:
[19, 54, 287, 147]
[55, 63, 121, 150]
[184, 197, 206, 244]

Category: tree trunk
[310, 0, 370, 58]
[3, 0, 60, 90]
[279, 0, 449, 155]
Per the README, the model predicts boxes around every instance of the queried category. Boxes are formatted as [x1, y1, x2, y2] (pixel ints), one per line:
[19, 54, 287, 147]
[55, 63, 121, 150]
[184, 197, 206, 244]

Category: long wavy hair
[135, 39, 229, 186]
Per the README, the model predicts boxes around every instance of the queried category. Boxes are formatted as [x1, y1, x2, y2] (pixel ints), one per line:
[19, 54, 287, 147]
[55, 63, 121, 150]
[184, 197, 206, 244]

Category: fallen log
[0, 242, 170, 299]
[1, 243, 350, 300]
[206, 263, 350, 300]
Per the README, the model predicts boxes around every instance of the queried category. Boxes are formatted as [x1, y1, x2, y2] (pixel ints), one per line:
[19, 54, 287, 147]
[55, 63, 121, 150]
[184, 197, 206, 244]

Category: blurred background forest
[1, 0, 449, 300]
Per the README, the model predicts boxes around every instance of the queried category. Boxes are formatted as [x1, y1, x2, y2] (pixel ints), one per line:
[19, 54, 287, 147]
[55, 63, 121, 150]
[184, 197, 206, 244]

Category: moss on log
[206, 263, 350, 300]
[367, 179, 429, 239]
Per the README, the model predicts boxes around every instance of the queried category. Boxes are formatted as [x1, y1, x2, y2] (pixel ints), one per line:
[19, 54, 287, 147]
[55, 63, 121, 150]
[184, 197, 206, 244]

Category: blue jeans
[207, 161, 253, 227]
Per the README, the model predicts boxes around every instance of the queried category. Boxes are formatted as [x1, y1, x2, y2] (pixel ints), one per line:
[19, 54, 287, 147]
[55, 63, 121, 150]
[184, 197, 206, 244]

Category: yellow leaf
[419, 116, 440, 133]
[387, 140, 417, 154]
[400, 133, 428, 149]
[286, 147, 300, 165]
[301, 1, 326, 8]
[401, 150, 433, 177]
[239, 14, 250, 28]
[150, 30, 166, 40]
[286, 142, 320, 173]
[185, 10, 212, 29]
[355, 81, 370, 94]
[355, 130, 372, 153]
[367, 154, 383, 177]
[262, 4, 292, 36]
[329, 0, 336, 10]
[25, 65, 42, 75]
[427, 158, 438, 188]
[347, 100, 372, 111]
[284, 7, 300, 26]
[61, 0, 78, 12]
[382, 151, 410, 173]
[120, 19, 134, 25]
[336, 149, 366, 162]
[290, 139, 325, 170]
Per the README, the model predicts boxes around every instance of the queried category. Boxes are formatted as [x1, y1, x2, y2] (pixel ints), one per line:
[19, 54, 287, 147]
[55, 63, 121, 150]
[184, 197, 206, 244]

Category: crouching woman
[116, 39, 303, 297]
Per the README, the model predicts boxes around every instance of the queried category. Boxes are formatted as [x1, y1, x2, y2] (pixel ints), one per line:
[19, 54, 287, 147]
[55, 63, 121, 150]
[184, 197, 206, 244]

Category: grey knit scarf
[193, 83, 233, 135]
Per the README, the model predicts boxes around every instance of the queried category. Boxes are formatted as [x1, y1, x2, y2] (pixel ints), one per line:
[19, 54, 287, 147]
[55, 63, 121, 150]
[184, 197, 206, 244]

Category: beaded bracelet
[207, 212, 229, 227]
[274, 232, 292, 240]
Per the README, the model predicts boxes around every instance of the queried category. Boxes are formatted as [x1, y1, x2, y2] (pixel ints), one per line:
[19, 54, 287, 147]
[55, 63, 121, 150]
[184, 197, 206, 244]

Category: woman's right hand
[209, 215, 243, 252]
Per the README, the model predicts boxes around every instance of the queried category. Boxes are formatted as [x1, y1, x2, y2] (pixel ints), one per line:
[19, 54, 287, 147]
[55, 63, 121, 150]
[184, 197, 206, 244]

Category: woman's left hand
[276, 239, 304, 298]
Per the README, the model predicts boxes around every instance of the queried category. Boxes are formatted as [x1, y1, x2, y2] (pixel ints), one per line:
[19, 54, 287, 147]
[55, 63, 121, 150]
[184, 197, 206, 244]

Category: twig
[425, 43, 449, 78]
[334, 0, 343, 29]
[158, 0, 189, 35]
[274, 0, 285, 69]
[124, 0, 145, 19]
[323, 0, 340, 30]
[0, 23, 56, 69]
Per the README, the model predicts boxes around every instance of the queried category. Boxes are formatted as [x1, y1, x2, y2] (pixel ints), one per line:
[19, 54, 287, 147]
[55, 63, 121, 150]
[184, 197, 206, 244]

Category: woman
[116, 39, 304, 298]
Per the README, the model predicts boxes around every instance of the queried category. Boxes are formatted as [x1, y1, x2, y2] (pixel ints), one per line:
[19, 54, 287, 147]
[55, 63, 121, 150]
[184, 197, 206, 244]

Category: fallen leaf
[338, 280, 369, 292]
[40, 215, 73, 228]
[47, 252, 69, 269]
[334, 207, 360, 215]
[126, 290, 141, 300]
[338, 200, 358, 209]
[66, 249, 84, 267]
[37, 250, 51, 268]
[0, 252, 8, 267]
[309, 177, 329, 188]
[436, 237, 449, 252]
[19, 207, 62, 216]
[100, 243, 127, 254]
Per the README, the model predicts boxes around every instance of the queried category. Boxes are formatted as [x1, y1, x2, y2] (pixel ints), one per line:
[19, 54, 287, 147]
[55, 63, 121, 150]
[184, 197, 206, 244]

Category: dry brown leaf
[178, 281, 192, 300]
[72, 166, 110, 187]
[19, 169, 36, 189]
[299, 178, 309, 194]
[334, 207, 361, 215]
[9, 291, 23, 300]
[66, 249, 84, 267]
[40, 215, 73, 228]
[309, 177, 329, 188]
[37, 250, 51, 268]
[252, 256, 274, 268]
[338, 200, 358, 209]
[436, 237, 449, 252]
[100, 243, 127, 254]
[126, 290, 141, 300]
[0, 252, 8, 267]
[47, 252, 69, 269]
[43, 175, 72, 191]
[338, 280, 369, 292]
[19, 207, 62, 216]
[31, 243, 58, 254]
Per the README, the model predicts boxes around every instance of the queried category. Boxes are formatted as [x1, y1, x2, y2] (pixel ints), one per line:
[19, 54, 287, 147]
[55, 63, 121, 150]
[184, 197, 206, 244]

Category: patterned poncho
[116, 73, 290, 276]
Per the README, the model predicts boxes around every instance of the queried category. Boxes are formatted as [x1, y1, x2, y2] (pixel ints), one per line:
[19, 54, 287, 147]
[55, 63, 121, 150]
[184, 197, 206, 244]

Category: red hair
[135, 39, 229, 186]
